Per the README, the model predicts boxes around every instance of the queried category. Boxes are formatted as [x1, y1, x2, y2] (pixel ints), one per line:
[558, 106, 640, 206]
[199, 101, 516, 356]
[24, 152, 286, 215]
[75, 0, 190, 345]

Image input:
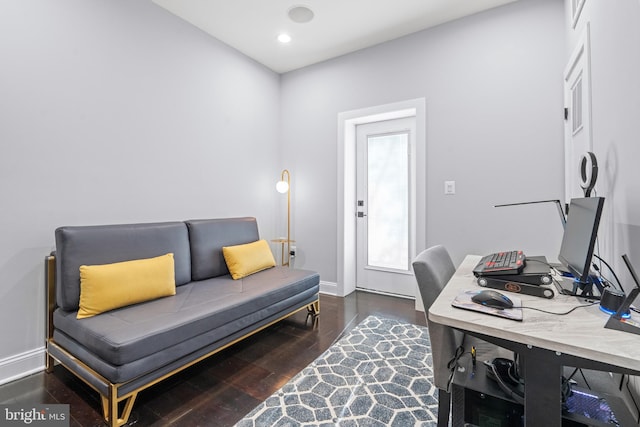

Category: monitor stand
[572, 279, 595, 297]
[554, 274, 603, 298]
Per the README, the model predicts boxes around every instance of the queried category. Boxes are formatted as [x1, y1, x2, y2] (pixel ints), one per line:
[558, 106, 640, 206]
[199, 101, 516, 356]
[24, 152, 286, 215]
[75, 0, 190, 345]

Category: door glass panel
[367, 132, 409, 271]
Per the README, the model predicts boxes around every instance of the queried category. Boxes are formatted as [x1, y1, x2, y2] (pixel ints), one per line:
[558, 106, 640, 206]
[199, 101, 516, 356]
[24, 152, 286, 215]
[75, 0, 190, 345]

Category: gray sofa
[45, 217, 320, 427]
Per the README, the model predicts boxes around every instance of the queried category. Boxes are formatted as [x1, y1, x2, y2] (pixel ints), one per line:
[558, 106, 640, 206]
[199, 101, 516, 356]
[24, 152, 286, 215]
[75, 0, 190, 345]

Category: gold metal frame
[45, 255, 319, 427]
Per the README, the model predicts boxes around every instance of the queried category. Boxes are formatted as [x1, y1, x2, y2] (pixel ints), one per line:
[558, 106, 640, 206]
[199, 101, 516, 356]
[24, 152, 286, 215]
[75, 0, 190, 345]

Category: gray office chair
[414, 246, 513, 426]
[412, 245, 461, 427]
[414, 246, 514, 426]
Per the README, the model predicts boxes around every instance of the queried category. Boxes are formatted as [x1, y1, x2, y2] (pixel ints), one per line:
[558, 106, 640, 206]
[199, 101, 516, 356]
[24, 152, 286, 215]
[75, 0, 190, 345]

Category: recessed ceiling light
[277, 33, 292, 44]
[288, 5, 314, 24]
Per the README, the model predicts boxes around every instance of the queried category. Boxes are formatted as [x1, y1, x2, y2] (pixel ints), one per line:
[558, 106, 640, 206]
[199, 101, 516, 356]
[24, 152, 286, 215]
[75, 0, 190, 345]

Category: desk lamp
[495, 199, 567, 229]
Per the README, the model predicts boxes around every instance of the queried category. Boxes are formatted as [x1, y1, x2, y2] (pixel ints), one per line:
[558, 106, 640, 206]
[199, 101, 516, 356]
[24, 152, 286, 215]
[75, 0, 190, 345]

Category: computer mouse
[472, 290, 514, 309]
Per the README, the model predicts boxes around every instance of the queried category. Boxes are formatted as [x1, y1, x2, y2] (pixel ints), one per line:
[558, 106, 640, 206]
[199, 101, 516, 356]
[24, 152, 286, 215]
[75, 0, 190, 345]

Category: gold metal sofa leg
[311, 299, 320, 315]
[45, 353, 56, 374]
[306, 299, 320, 325]
[102, 387, 137, 427]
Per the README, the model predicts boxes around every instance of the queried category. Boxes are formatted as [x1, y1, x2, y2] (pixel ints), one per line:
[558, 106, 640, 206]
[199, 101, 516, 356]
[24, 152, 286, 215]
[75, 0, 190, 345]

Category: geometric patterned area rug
[235, 315, 437, 426]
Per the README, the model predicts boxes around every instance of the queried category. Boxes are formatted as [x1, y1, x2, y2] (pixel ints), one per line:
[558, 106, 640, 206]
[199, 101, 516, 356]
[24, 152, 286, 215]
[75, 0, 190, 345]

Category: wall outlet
[444, 180, 456, 195]
[290, 245, 297, 257]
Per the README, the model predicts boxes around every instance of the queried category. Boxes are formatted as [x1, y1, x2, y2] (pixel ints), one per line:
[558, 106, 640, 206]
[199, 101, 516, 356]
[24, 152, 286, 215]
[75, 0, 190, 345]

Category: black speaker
[600, 287, 626, 315]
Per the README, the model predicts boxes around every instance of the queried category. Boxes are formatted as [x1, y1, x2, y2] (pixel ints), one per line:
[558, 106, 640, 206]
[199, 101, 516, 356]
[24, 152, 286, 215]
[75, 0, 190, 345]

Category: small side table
[270, 238, 295, 266]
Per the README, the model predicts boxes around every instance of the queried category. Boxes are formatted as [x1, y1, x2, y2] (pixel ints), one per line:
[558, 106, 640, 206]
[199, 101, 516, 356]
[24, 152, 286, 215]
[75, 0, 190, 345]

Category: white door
[355, 118, 416, 297]
[564, 24, 593, 203]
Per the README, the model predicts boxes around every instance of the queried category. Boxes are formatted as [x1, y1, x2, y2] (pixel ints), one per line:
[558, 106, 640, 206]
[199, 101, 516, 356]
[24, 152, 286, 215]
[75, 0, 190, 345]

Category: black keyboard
[473, 250, 526, 276]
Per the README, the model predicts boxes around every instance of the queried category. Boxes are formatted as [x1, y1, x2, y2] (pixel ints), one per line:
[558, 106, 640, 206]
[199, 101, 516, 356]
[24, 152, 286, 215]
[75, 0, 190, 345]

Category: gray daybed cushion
[55, 222, 192, 312]
[51, 285, 319, 390]
[186, 217, 260, 281]
[53, 267, 320, 371]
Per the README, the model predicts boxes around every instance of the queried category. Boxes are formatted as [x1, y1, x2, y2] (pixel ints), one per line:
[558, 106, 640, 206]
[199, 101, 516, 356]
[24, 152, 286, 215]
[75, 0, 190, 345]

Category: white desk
[429, 255, 640, 426]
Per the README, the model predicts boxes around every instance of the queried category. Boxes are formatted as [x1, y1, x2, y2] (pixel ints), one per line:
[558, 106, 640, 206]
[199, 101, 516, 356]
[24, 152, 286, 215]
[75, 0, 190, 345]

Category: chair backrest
[412, 245, 462, 390]
[412, 245, 456, 311]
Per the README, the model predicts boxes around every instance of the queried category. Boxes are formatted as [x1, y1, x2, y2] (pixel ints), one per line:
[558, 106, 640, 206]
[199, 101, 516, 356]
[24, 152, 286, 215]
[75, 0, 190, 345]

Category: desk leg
[437, 388, 451, 427]
[450, 384, 465, 427]
[521, 347, 563, 427]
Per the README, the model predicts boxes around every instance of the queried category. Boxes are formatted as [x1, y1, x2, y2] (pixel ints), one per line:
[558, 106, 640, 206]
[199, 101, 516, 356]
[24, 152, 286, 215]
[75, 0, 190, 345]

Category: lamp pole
[276, 169, 291, 266]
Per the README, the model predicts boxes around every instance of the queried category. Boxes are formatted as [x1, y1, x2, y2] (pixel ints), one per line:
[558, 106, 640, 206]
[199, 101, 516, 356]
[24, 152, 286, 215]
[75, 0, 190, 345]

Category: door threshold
[355, 287, 415, 300]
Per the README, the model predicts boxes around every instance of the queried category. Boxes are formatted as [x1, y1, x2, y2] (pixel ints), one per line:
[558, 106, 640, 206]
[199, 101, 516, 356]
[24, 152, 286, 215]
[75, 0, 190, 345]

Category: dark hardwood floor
[0, 291, 426, 426]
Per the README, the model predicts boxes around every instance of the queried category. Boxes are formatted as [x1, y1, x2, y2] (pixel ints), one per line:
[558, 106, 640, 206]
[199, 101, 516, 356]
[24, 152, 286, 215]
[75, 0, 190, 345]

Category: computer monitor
[558, 197, 605, 288]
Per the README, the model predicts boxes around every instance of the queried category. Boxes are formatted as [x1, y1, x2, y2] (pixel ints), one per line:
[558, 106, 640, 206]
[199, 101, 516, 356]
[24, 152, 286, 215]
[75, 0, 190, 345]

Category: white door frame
[337, 98, 426, 299]
[564, 23, 593, 203]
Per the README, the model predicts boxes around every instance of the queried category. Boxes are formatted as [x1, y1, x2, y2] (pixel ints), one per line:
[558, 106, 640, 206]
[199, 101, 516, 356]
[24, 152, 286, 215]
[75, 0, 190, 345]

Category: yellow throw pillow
[222, 240, 276, 280]
[77, 253, 176, 319]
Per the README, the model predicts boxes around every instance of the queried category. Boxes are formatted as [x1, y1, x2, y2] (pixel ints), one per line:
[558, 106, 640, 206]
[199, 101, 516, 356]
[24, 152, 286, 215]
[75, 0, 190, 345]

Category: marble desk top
[429, 255, 640, 374]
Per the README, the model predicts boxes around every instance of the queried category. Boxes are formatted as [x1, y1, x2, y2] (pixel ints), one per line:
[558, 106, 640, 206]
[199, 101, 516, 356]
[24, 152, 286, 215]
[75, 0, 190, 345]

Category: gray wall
[280, 0, 566, 285]
[567, 0, 640, 414]
[0, 0, 280, 381]
[568, 0, 640, 287]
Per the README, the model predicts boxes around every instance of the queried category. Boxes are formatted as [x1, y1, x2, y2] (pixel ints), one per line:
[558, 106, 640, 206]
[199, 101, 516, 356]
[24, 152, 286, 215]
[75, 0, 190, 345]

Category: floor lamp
[276, 169, 292, 266]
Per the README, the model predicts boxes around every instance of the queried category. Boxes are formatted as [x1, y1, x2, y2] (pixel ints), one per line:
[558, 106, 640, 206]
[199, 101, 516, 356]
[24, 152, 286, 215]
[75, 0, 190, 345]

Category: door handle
[357, 212, 367, 218]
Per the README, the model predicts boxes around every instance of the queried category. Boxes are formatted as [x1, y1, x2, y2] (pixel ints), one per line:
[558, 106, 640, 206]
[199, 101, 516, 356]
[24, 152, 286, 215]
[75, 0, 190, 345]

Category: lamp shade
[276, 180, 289, 193]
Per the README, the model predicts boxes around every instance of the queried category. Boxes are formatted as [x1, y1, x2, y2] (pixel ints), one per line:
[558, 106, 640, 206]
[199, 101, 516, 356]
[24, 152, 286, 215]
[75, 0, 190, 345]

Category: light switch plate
[444, 180, 456, 195]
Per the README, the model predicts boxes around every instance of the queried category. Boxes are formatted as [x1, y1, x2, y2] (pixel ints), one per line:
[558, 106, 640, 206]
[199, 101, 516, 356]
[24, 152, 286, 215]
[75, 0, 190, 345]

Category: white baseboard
[0, 347, 45, 386]
[319, 280, 338, 296]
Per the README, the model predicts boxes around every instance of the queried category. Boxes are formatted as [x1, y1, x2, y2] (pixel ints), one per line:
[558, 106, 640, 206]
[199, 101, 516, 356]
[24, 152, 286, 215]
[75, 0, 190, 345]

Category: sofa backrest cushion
[186, 217, 260, 281]
[55, 222, 191, 312]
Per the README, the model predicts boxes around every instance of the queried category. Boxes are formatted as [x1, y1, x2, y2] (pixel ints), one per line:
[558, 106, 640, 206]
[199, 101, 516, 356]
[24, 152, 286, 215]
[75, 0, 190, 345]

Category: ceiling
[151, 0, 519, 74]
